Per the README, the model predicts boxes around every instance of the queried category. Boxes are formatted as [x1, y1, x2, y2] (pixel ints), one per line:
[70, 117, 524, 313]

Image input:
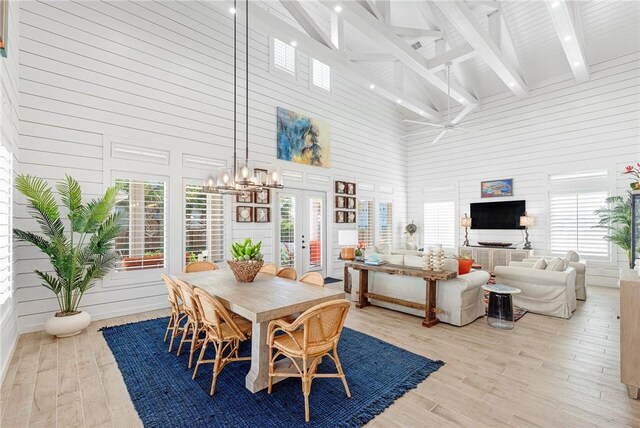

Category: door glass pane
[309, 196, 323, 269]
[279, 195, 296, 268]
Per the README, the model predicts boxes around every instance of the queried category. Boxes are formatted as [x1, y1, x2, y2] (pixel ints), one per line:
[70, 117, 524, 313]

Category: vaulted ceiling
[251, 0, 639, 123]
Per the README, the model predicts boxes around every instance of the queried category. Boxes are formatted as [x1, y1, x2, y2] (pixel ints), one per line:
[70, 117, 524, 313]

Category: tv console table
[459, 247, 533, 274]
[344, 261, 456, 328]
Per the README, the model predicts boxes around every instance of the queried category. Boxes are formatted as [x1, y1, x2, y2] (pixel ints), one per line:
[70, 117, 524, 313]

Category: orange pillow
[457, 258, 474, 275]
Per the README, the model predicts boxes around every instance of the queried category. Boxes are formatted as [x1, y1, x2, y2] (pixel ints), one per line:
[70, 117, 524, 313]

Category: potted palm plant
[13, 175, 122, 337]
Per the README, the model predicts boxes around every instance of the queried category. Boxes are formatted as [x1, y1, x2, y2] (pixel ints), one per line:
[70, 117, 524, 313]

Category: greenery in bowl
[230, 238, 263, 262]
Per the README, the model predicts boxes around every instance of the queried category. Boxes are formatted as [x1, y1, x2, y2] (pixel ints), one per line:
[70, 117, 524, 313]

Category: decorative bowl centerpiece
[227, 238, 264, 283]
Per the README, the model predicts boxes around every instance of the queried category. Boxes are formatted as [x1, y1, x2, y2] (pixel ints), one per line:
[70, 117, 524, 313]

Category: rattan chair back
[184, 261, 219, 273]
[193, 288, 248, 341]
[259, 263, 278, 275]
[276, 267, 297, 280]
[299, 272, 325, 287]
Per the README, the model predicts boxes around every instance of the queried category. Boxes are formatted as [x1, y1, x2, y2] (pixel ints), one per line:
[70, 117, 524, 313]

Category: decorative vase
[227, 260, 264, 283]
[44, 311, 91, 338]
[423, 247, 433, 270]
[432, 245, 445, 272]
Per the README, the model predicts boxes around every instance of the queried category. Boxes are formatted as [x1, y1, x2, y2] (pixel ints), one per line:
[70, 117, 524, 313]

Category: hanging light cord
[245, 0, 249, 165]
[446, 63, 451, 125]
[232, 0, 237, 180]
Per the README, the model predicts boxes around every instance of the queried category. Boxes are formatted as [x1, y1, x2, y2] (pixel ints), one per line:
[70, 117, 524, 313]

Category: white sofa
[349, 254, 490, 326]
[522, 256, 586, 300]
[494, 261, 577, 319]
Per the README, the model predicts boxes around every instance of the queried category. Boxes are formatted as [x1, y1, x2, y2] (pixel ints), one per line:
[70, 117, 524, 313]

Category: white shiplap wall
[0, 0, 20, 382]
[407, 52, 640, 287]
[15, 1, 407, 332]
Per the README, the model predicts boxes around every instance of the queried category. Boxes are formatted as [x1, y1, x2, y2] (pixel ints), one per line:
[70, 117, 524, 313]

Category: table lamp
[460, 214, 472, 247]
[338, 230, 358, 260]
[520, 213, 533, 250]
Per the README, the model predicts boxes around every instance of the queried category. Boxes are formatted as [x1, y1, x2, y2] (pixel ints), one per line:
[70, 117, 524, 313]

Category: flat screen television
[470, 200, 526, 230]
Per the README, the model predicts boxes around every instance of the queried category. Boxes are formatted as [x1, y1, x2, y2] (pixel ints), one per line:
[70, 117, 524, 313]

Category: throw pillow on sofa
[533, 258, 547, 269]
[373, 243, 391, 255]
[545, 257, 567, 271]
[565, 250, 580, 262]
[405, 242, 418, 251]
[457, 258, 474, 275]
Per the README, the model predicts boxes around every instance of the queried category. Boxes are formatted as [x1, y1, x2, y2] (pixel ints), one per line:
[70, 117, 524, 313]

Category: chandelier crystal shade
[203, 0, 284, 195]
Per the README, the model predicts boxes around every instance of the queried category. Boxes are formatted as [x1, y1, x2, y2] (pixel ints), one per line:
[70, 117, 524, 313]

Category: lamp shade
[338, 230, 358, 246]
[460, 217, 472, 228]
[520, 215, 533, 227]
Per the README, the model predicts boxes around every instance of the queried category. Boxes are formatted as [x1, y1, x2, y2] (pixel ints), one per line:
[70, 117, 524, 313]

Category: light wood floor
[2, 285, 639, 427]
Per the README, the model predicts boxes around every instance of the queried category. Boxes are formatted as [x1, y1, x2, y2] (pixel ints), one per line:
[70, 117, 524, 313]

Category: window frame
[0, 144, 12, 305]
[423, 200, 456, 251]
[270, 36, 298, 82]
[309, 57, 332, 94]
[357, 197, 375, 249]
[377, 200, 394, 248]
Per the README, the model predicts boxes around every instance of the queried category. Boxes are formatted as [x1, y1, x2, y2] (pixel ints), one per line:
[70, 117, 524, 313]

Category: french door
[276, 190, 326, 277]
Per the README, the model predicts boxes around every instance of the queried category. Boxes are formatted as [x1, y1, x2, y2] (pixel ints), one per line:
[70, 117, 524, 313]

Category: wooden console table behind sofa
[345, 261, 456, 328]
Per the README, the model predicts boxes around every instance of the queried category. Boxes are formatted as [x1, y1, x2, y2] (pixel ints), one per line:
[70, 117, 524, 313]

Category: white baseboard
[0, 333, 19, 387]
[19, 301, 171, 334]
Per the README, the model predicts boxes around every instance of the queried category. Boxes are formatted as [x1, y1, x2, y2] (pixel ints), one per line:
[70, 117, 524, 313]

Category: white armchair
[522, 257, 586, 300]
[494, 262, 577, 319]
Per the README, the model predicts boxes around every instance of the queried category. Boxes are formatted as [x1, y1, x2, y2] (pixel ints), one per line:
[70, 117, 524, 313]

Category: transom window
[312, 58, 331, 91]
[273, 38, 296, 75]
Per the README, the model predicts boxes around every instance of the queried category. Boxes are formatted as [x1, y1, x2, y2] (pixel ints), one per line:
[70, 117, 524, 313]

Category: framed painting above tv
[481, 178, 513, 198]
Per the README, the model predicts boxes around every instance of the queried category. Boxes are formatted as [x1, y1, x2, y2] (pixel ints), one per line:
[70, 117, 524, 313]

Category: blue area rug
[101, 317, 443, 428]
[324, 277, 342, 284]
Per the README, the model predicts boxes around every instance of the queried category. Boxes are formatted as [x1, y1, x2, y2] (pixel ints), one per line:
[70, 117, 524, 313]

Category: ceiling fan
[403, 63, 477, 144]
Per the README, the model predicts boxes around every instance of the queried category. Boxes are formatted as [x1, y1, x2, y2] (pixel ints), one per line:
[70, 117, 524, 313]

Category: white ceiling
[256, 0, 640, 119]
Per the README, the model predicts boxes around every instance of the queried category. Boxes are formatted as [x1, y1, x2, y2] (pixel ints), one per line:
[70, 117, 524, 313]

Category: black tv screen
[470, 200, 526, 230]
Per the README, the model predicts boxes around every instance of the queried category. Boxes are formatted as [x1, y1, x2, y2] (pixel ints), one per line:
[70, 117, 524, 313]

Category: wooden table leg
[422, 278, 439, 328]
[356, 269, 369, 309]
[343, 265, 351, 294]
[245, 320, 269, 392]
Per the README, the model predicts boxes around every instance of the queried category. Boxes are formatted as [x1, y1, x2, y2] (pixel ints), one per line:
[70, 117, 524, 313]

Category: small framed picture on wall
[335, 196, 346, 209]
[255, 189, 270, 204]
[346, 182, 356, 195]
[254, 168, 268, 186]
[335, 181, 347, 194]
[254, 207, 270, 223]
[236, 192, 253, 203]
[236, 206, 253, 223]
[346, 211, 356, 223]
[335, 211, 345, 223]
[346, 196, 356, 210]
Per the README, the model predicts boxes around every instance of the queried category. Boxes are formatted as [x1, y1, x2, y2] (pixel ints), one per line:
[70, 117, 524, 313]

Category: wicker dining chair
[259, 263, 278, 275]
[174, 279, 205, 369]
[184, 261, 219, 273]
[299, 272, 325, 287]
[161, 274, 187, 352]
[267, 299, 352, 422]
[276, 267, 297, 281]
[192, 288, 252, 395]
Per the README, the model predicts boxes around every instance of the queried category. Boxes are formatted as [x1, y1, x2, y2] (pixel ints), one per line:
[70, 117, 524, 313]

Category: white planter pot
[44, 311, 91, 338]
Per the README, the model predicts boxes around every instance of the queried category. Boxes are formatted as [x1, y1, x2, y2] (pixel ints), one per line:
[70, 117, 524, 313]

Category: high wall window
[312, 58, 331, 91]
[423, 201, 455, 248]
[549, 191, 609, 258]
[273, 38, 296, 75]
[184, 184, 225, 267]
[0, 144, 12, 305]
[357, 199, 374, 248]
[378, 202, 393, 246]
[114, 178, 166, 271]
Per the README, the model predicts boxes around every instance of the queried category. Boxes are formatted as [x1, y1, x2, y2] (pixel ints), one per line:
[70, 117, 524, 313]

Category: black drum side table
[482, 284, 521, 330]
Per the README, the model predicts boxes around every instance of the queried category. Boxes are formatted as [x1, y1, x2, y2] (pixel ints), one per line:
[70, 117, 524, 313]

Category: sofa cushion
[404, 255, 423, 268]
[374, 243, 391, 255]
[405, 242, 418, 251]
[565, 250, 580, 262]
[380, 254, 404, 265]
[545, 257, 567, 271]
[444, 258, 459, 273]
[532, 258, 547, 270]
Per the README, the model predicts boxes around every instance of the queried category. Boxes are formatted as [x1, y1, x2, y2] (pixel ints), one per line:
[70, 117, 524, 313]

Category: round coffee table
[482, 284, 521, 330]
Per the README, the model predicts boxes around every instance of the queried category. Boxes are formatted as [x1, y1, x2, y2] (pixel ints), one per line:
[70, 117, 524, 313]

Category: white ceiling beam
[467, 1, 500, 13]
[488, 10, 501, 47]
[498, 8, 524, 80]
[280, 1, 335, 49]
[406, 70, 439, 111]
[330, 12, 343, 50]
[246, 7, 441, 121]
[546, 0, 590, 82]
[394, 61, 404, 92]
[390, 26, 442, 39]
[347, 53, 396, 62]
[322, 1, 478, 106]
[376, 0, 390, 24]
[426, 43, 477, 72]
[435, 1, 528, 97]
[357, 0, 383, 20]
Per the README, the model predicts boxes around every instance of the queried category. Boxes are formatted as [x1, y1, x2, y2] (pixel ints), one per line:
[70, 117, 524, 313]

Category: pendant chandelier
[204, 0, 283, 195]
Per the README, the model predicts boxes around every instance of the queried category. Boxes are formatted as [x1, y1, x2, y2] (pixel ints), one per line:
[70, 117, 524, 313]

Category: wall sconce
[460, 213, 472, 247]
[519, 212, 533, 250]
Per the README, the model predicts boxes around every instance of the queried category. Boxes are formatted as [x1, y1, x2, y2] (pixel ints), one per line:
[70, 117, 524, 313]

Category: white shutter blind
[0, 145, 12, 305]
[279, 195, 296, 268]
[185, 184, 225, 266]
[550, 191, 609, 258]
[357, 199, 374, 247]
[114, 178, 166, 271]
[312, 58, 331, 91]
[423, 201, 455, 248]
[378, 202, 393, 246]
[274, 38, 296, 75]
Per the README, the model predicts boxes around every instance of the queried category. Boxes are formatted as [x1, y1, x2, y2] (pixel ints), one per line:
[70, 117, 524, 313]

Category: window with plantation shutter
[357, 199, 374, 248]
[0, 144, 12, 305]
[114, 178, 166, 271]
[378, 202, 393, 246]
[312, 58, 331, 91]
[184, 184, 226, 266]
[423, 201, 455, 249]
[549, 191, 609, 259]
[273, 38, 296, 75]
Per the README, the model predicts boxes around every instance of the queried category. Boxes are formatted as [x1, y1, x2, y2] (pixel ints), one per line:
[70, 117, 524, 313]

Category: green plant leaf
[15, 175, 64, 239]
[56, 174, 83, 215]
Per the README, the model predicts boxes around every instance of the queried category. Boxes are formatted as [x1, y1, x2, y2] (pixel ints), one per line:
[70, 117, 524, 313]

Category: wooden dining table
[174, 269, 345, 393]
